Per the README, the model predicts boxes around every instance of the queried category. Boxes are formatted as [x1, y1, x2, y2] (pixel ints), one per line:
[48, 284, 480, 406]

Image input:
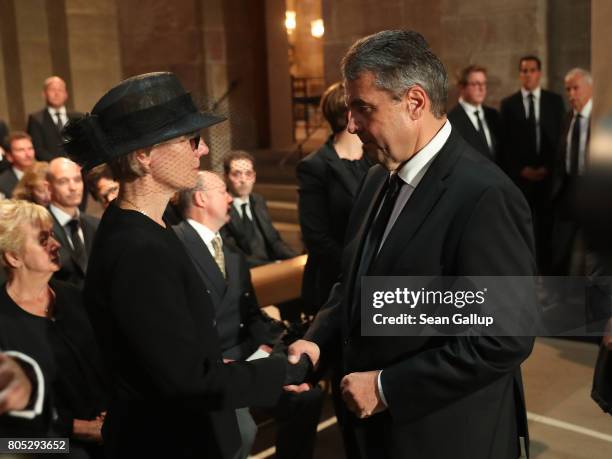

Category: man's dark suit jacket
[26, 108, 82, 161]
[500, 90, 565, 195]
[221, 193, 296, 267]
[173, 220, 281, 360]
[49, 209, 99, 288]
[0, 168, 18, 198]
[447, 103, 503, 162]
[297, 138, 369, 313]
[305, 129, 536, 459]
[0, 119, 9, 173]
[84, 204, 287, 459]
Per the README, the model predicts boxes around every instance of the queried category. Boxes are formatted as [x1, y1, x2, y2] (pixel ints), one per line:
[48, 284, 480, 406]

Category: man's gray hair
[341, 30, 448, 118]
[565, 67, 592, 85]
[176, 171, 207, 218]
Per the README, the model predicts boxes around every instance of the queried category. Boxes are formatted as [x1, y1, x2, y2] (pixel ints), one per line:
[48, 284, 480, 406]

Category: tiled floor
[251, 338, 612, 458]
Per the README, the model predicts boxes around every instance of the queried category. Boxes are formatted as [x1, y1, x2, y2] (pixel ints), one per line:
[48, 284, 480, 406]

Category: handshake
[274, 340, 386, 419]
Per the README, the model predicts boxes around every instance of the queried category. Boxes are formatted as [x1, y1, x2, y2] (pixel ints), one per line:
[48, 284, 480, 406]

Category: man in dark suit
[47, 157, 98, 288]
[501, 55, 565, 274]
[221, 150, 296, 268]
[0, 119, 9, 173]
[448, 64, 502, 162]
[286, 30, 536, 459]
[26, 76, 82, 161]
[174, 171, 323, 459]
[0, 131, 36, 199]
[551, 68, 593, 275]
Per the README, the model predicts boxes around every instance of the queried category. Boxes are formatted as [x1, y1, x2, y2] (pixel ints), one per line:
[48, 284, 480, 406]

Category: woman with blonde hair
[0, 199, 108, 456]
[12, 161, 51, 206]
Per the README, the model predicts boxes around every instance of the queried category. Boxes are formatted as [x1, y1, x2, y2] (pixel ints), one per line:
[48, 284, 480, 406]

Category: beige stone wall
[322, 0, 590, 110]
[591, 0, 612, 124]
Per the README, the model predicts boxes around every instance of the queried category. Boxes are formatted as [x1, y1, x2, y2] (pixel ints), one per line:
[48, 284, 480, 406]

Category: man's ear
[193, 190, 207, 209]
[404, 86, 428, 120]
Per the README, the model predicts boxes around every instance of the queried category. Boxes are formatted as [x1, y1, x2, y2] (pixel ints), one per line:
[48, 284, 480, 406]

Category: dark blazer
[500, 90, 565, 190]
[26, 108, 82, 161]
[447, 103, 503, 161]
[0, 168, 18, 198]
[49, 209, 99, 289]
[173, 220, 281, 360]
[84, 204, 287, 459]
[297, 138, 370, 313]
[222, 192, 296, 267]
[305, 129, 536, 459]
[0, 119, 8, 173]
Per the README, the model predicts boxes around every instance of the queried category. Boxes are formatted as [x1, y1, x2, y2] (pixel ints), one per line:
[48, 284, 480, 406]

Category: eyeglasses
[189, 135, 200, 150]
[155, 133, 200, 150]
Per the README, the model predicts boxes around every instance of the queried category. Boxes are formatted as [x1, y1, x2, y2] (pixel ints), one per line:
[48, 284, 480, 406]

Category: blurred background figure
[501, 55, 565, 274]
[0, 132, 36, 199]
[448, 65, 503, 163]
[222, 150, 296, 268]
[12, 161, 51, 206]
[297, 82, 370, 316]
[26, 76, 82, 162]
[0, 199, 108, 457]
[86, 164, 119, 209]
[0, 118, 9, 173]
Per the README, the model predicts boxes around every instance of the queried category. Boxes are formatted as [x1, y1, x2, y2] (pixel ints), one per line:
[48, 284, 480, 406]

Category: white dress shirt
[521, 86, 542, 153]
[376, 120, 453, 406]
[13, 167, 24, 181]
[458, 98, 493, 151]
[232, 196, 253, 221]
[47, 106, 68, 128]
[565, 98, 592, 175]
[187, 218, 222, 257]
[49, 204, 84, 249]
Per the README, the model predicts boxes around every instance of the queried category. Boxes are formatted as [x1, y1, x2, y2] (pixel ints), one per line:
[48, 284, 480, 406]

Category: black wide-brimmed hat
[63, 72, 225, 170]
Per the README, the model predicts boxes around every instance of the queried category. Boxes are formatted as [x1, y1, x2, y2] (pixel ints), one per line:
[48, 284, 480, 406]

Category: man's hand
[341, 370, 386, 419]
[0, 354, 33, 414]
[520, 166, 546, 181]
[284, 339, 320, 393]
[73, 418, 104, 443]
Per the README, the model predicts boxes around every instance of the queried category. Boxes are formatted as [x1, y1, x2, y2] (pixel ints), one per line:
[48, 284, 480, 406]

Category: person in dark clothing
[63, 72, 309, 459]
[222, 150, 296, 268]
[0, 199, 108, 456]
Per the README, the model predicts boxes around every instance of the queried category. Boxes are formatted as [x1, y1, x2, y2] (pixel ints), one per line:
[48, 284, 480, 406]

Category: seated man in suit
[86, 164, 119, 209]
[27, 76, 82, 161]
[0, 131, 36, 199]
[221, 150, 297, 268]
[174, 171, 323, 459]
[47, 157, 98, 287]
[448, 65, 502, 162]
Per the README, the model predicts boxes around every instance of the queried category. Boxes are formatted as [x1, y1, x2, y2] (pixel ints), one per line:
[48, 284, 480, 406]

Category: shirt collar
[397, 119, 452, 188]
[49, 204, 79, 226]
[12, 167, 24, 180]
[576, 98, 593, 118]
[458, 98, 483, 113]
[521, 86, 541, 99]
[232, 196, 250, 212]
[187, 218, 218, 246]
[47, 106, 66, 117]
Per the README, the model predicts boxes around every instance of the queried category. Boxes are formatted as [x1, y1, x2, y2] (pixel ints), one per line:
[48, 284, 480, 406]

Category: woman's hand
[73, 418, 104, 443]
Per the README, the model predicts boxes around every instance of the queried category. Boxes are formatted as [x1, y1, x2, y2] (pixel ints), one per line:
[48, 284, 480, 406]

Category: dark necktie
[67, 218, 87, 272]
[569, 113, 581, 175]
[240, 202, 255, 239]
[527, 93, 538, 155]
[474, 110, 490, 154]
[350, 173, 405, 318]
[55, 111, 64, 132]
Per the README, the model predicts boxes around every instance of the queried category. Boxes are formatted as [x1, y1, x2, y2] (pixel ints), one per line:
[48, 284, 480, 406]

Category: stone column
[591, 0, 612, 124]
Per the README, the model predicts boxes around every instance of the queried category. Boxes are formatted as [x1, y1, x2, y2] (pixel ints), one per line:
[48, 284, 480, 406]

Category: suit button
[244, 292, 250, 297]
[239, 323, 244, 328]
[344, 339, 350, 346]
[212, 319, 217, 327]
[205, 289, 211, 295]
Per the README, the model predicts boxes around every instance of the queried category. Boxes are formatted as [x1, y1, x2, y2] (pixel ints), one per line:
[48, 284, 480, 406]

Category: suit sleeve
[258, 197, 296, 260]
[297, 158, 343, 261]
[109, 240, 287, 410]
[381, 185, 536, 424]
[26, 115, 53, 162]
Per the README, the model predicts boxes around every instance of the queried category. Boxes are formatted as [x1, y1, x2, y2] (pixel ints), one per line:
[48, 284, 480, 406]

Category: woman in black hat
[63, 72, 309, 459]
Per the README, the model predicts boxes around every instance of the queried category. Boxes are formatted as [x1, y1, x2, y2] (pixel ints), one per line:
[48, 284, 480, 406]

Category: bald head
[48, 158, 83, 215]
[179, 171, 232, 232]
[43, 76, 68, 109]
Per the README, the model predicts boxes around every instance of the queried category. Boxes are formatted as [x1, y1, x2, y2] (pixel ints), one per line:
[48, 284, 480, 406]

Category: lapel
[222, 247, 240, 301]
[347, 131, 462, 331]
[43, 109, 60, 136]
[320, 140, 359, 197]
[49, 209, 85, 273]
[174, 221, 226, 298]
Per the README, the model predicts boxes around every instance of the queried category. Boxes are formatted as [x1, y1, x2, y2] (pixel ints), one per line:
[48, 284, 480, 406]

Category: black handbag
[592, 344, 612, 415]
